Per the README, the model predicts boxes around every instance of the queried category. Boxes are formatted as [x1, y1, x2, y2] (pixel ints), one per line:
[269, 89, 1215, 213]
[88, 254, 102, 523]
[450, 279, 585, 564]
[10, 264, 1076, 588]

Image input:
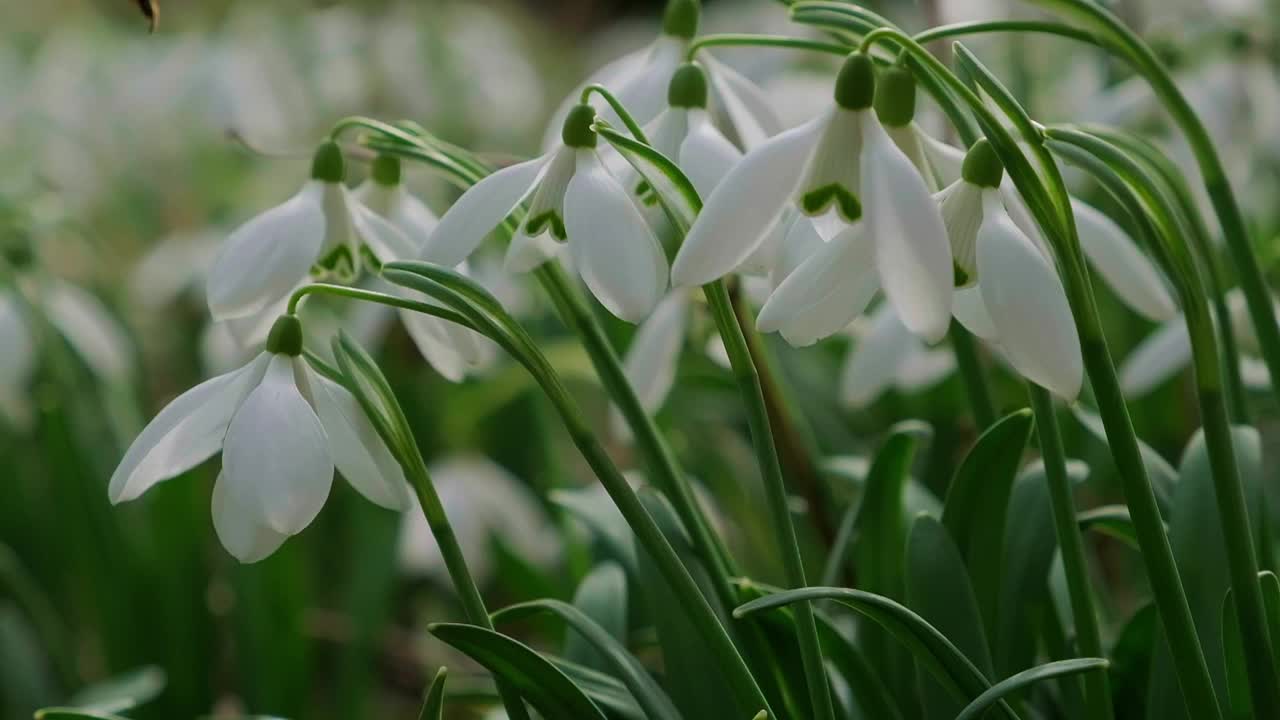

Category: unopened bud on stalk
[668, 62, 709, 109]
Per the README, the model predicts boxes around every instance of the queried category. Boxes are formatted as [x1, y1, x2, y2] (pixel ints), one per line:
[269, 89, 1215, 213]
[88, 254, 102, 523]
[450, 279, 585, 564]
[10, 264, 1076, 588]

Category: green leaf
[1220, 571, 1280, 720]
[905, 514, 994, 719]
[1071, 405, 1177, 513]
[550, 487, 637, 573]
[941, 408, 1034, 636]
[954, 659, 1110, 720]
[735, 587, 1020, 719]
[1111, 604, 1158, 718]
[491, 598, 681, 720]
[34, 710, 129, 720]
[66, 666, 166, 714]
[993, 463, 1061, 675]
[563, 563, 629, 674]
[428, 623, 606, 720]
[549, 657, 646, 720]
[595, 126, 702, 234]
[417, 667, 447, 720]
[1077, 505, 1143, 549]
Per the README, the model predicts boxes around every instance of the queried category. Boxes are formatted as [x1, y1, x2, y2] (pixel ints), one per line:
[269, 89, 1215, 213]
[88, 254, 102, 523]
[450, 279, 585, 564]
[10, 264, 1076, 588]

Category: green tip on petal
[874, 66, 917, 127]
[668, 62, 709, 108]
[962, 139, 1004, 189]
[266, 315, 304, 356]
[562, 104, 599, 148]
[834, 52, 876, 111]
[311, 141, 345, 183]
[371, 154, 401, 186]
[662, 0, 700, 39]
[1, 232, 34, 270]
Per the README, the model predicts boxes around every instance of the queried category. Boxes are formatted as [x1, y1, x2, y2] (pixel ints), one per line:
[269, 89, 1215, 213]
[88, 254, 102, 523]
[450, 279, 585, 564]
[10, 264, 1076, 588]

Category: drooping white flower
[109, 315, 410, 563]
[427, 105, 667, 323]
[936, 141, 1083, 399]
[542, 0, 780, 152]
[643, 63, 744, 200]
[206, 141, 415, 342]
[693, 55, 951, 343]
[354, 155, 494, 382]
[1120, 288, 1275, 396]
[839, 302, 956, 408]
[399, 455, 558, 584]
[610, 292, 690, 440]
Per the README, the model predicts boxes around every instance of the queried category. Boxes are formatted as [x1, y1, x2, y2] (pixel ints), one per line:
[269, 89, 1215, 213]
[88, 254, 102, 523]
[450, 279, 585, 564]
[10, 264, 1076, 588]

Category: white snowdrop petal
[678, 111, 744, 199]
[917, 131, 966, 186]
[44, 281, 132, 380]
[207, 183, 325, 321]
[0, 293, 35, 390]
[565, 152, 668, 323]
[894, 349, 956, 392]
[769, 212, 825, 288]
[348, 191, 419, 264]
[863, 115, 953, 343]
[305, 367, 409, 511]
[977, 210, 1084, 399]
[212, 473, 288, 563]
[389, 189, 441, 247]
[1118, 316, 1192, 397]
[1240, 356, 1270, 390]
[607, 36, 686, 130]
[223, 354, 333, 535]
[953, 285, 998, 340]
[702, 55, 784, 150]
[542, 46, 648, 152]
[672, 115, 825, 287]
[839, 304, 914, 408]
[505, 231, 565, 273]
[424, 157, 544, 267]
[758, 225, 880, 347]
[611, 293, 688, 438]
[1072, 199, 1178, 322]
[399, 308, 467, 382]
[109, 353, 270, 504]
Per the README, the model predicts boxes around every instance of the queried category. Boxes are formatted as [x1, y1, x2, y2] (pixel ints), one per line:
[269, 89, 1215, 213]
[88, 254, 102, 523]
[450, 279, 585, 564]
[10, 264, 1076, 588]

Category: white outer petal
[222, 354, 334, 535]
[862, 114, 953, 343]
[918, 131, 966, 186]
[678, 110, 743, 199]
[671, 114, 825, 287]
[109, 353, 270, 503]
[702, 54, 784, 150]
[212, 473, 288, 563]
[347, 189, 419, 264]
[953, 285, 998, 340]
[769, 212, 825, 288]
[43, 281, 132, 380]
[542, 46, 648, 152]
[207, 182, 324, 321]
[1118, 317, 1192, 397]
[977, 199, 1083, 399]
[423, 157, 544, 267]
[565, 151, 668, 323]
[894, 349, 956, 392]
[839, 304, 914, 408]
[1071, 200, 1177, 322]
[0, 292, 35, 391]
[304, 366, 410, 511]
[757, 225, 880, 347]
[611, 293, 688, 439]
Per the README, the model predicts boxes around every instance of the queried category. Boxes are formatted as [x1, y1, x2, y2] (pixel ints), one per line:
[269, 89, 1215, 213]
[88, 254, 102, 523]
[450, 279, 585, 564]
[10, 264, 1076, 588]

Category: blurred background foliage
[2, 0, 1280, 718]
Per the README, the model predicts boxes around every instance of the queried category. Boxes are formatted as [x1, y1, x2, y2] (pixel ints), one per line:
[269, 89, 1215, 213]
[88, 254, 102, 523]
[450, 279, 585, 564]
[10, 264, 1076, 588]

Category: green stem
[687, 33, 851, 59]
[854, 28, 1221, 719]
[950, 321, 997, 428]
[288, 283, 472, 326]
[580, 85, 652, 145]
[704, 280, 835, 720]
[1027, 385, 1114, 720]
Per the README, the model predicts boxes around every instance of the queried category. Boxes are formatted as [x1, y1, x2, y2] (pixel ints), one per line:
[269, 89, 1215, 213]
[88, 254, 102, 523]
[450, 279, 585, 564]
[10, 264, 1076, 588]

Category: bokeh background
[3, 0, 1279, 717]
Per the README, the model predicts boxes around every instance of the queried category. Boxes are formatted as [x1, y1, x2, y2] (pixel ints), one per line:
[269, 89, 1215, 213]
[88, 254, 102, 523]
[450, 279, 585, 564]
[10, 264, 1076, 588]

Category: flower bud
[668, 62, 709, 109]
[371, 154, 402, 187]
[663, 0, 700, 39]
[874, 66, 917, 127]
[961, 139, 1004, 189]
[834, 53, 876, 111]
[266, 314, 304, 356]
[310, 141, 345, 183]
[562, 104, 599, 149]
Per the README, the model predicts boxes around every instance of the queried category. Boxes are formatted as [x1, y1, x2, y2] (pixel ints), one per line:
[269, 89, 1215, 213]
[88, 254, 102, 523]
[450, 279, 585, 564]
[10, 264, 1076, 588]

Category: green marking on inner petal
[359, 244, 383, 273]
[313, 244, 358, 282]
[801, 184, 862, 223]
[634, 180, 661, 207]
[526, 211, 568, 241]
[954, 263, 971, 288]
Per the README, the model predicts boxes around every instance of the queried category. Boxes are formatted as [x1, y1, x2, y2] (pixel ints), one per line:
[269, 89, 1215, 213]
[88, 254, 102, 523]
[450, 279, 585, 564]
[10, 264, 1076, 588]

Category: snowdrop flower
[544, 0, 780, 152]
[427, 105, 667, 323]
[840, 302, 956, 408]
[399, 455, 558, 584]
[679, 54, 952, 343]
[109, 315, 410, 563]
[936, 141, 1083, 399]
[354, 155, 493, 381]
[1120, 289, 1274, 396]
[610, 292, 690, 440]
[206, 141, 414, 343]
[643, 63, 743, 200]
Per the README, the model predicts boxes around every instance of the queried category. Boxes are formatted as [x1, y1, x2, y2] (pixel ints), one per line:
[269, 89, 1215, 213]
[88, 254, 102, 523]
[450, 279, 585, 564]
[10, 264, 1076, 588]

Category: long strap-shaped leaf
[953, 659, 1110, 720]
[736, 587, 1023, 720]
[417, 667, 447, 720]
[429, 623, 606, 720]
[492, 600, 683, 720]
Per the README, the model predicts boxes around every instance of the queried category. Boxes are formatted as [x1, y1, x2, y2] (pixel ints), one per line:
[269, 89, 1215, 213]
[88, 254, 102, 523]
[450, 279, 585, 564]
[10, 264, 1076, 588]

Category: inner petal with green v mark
[313, 244, 359, 283]
[801, 184, 862, 224]
[525, 210, 568, 241]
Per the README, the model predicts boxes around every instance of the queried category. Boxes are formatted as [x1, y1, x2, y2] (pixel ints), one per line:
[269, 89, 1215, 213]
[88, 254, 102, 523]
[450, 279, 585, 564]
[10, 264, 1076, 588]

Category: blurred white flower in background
[398, 455, 558, 585]
[839, 303, 956, 408]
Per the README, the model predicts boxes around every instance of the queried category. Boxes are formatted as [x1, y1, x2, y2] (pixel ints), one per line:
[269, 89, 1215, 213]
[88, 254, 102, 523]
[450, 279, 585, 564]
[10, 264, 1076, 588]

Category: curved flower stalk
[426, 105, 667, 323]
[676, 53, 953, 345]
[1121, 288, 1277, 397]
[206, 141, 415, 343]
[108, 314, 410, 563]
[543, 0, 781, 152]
[398, 455, 559, 584]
